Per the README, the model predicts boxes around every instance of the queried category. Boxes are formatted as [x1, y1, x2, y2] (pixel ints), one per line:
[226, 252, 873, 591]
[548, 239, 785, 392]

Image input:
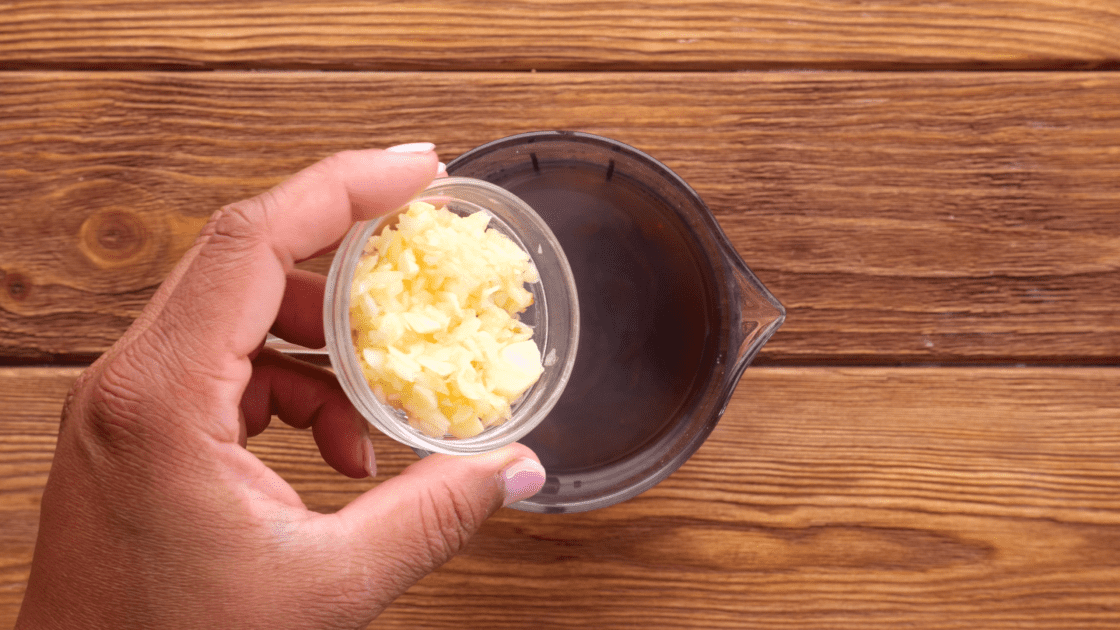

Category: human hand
[16, 144, 547, 630]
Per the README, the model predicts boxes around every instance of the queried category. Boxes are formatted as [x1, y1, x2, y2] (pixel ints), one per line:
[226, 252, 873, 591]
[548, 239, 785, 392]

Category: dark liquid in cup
[495, 164, 721, 487]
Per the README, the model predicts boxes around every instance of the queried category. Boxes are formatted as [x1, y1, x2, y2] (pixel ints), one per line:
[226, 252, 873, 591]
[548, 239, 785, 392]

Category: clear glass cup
[447, 131, 785, 512]
[323, 177, 580, 455]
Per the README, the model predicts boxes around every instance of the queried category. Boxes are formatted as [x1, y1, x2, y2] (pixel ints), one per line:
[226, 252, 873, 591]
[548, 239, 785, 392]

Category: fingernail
[499, 458, 546, 507]
[353, 409, 377, 478]
[386, 142, 436, 154]
[363, 438, 377, 478]
[437, 161, 447, 175]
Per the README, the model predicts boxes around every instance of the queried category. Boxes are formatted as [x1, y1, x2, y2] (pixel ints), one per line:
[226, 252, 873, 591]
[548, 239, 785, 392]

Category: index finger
[126, 146, 439, 442]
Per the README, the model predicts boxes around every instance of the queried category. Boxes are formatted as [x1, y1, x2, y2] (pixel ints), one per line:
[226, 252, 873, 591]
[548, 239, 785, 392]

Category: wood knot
[79, 210, 148, 266]
[4, 271, 30, 301]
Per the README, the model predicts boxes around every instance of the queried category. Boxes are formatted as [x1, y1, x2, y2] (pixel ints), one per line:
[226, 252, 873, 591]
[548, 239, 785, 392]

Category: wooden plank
[0, 1, 1118, 71]
[1, 366, 1118, 628]
[2, 72, 1119, 364]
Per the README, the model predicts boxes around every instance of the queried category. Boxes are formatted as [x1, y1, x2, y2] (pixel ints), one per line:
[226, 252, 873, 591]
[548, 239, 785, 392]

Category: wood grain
[1, 366, 1117, 628]
[2, 72, 1119, 364]
[0, 1, 1118, 71]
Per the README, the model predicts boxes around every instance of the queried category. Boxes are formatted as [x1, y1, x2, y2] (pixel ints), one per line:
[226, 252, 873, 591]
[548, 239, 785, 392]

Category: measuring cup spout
[729, 257, 785, 372]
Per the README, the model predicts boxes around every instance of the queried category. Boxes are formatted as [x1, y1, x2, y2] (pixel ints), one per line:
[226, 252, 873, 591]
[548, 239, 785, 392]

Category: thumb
[335, 444, 546, 596]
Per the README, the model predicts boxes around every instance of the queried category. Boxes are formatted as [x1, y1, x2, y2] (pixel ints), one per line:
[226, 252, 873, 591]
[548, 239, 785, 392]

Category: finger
[270, 269, 327, 349]
[333, 445, 545, 598]
[256, 157, 437, 350]
[240, 349, 374, 478]
[313, 404, 375, 480]
[126, 146, 439, 443]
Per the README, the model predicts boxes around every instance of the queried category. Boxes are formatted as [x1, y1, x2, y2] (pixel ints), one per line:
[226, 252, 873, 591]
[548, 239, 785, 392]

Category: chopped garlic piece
[489, 340, 545, 398]
[350, 200, 544, 439]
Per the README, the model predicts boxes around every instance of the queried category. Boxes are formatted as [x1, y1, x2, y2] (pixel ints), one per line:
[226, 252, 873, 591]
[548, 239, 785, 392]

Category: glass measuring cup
[447, 131, 785, 513]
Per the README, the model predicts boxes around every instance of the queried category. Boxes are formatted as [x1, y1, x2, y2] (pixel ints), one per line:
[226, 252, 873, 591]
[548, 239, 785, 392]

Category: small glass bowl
[323, 177, 580, 455]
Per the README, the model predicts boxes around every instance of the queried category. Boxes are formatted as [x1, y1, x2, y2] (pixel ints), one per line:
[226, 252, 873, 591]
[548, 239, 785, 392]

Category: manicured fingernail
[500, 458, 546, 507]
[437, 161, 447, 175]
[386, 142, 436, 154]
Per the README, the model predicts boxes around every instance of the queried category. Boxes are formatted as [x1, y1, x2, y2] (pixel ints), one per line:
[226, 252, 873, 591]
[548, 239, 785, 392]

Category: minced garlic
[350, 200, 544, 439]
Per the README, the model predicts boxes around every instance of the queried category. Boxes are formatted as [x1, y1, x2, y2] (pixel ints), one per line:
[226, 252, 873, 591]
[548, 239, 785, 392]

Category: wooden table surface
[2, 2, 1119, 628]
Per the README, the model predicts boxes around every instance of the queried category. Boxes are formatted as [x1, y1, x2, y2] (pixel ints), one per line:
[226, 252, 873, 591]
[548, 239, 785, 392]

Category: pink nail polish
[386, 142, 436, 154]
[500, 458, 546, 507]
